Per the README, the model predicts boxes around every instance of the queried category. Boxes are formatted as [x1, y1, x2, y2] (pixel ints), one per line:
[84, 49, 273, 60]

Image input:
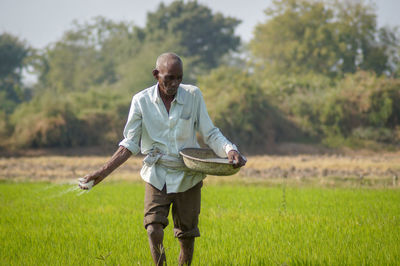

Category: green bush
[7, 87, 132, 149]
[68, 87, 130, 145]
[319, 71, 400, 143]
[257, 72, 334, 139]
[257, 71, 400, 148]
[9, 94, 86, 148]
[198, 66, 303, 153]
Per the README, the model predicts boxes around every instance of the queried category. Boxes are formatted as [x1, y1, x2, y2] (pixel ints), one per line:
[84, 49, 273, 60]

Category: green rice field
[1, 180, 400, 265]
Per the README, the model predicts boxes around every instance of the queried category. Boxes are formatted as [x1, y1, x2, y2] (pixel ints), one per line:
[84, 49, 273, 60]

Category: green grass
[1, 181, 400, 265]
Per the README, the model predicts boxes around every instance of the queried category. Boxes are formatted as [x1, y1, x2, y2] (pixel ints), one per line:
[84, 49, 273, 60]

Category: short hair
[155, 52, 182, 70]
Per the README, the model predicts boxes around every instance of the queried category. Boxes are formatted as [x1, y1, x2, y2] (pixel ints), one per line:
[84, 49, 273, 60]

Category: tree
[145, 1, 241, 77]
[0, 33, 30, 114]
[35, 17, 143, 94]
[250, 0, 399, 76]
[5, 1, 243, 149]
[333, 0, 398, 75]
[0, 33, 29, 79]
[115, 1, 242, 91]
[35, 1, 242, 93]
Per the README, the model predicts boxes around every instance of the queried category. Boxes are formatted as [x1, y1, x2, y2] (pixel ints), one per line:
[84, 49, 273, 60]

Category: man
[79, 52, 246, 265]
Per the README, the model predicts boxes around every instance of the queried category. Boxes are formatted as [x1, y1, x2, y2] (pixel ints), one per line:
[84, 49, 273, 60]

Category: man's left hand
[228, 150, 247, 168]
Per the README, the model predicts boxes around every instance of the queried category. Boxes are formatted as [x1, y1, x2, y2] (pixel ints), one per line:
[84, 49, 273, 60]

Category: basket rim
[179, 148, 233, 165]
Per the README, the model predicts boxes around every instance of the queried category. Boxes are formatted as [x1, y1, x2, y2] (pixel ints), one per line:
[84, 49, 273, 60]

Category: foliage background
[1, 0, 399, 153]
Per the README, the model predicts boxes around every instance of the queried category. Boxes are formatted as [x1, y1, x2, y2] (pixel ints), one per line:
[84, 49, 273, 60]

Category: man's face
[154, 62, 183, 96]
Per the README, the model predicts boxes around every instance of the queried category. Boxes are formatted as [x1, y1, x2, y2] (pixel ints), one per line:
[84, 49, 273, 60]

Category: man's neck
[158, 88, 176, 102]
[158, 87, 175, 114]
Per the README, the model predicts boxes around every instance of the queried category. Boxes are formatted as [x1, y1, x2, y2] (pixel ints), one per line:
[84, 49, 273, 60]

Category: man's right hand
[78, 172, 104, 190]
[78, 146, 132, 190]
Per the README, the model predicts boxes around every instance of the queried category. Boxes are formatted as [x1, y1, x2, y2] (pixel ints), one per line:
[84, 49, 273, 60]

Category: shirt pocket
[180, 106, 192, 120]
[175, 116, 192, 142]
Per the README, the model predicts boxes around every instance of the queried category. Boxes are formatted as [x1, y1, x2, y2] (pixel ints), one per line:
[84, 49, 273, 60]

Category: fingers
[234, 153, 240, 164]
[79, 183, 88, 190]
[78, 178, 94, 190]
[230, 151, 247, 168]
[230, 151, 240, 168]
[78, 181, 88, 190]
[228, 150, 244, 168]
[79, 174, 96, 184]
[238, 155, 247, 167]
[228, 152, 235, 164]
[228, 153, 238, 166]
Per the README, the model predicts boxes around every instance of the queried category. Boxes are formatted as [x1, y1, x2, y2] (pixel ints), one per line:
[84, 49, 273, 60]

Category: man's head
[153, 53, 183, 97]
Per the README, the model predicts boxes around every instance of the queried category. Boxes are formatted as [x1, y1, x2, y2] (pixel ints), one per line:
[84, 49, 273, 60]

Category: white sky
[0, 0, 399, 48]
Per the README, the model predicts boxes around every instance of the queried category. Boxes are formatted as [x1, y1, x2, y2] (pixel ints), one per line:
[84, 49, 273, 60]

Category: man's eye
[163, 75, 182, 81]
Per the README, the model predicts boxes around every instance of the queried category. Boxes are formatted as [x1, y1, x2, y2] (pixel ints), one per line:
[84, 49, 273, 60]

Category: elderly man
[79, 52, 246, 265]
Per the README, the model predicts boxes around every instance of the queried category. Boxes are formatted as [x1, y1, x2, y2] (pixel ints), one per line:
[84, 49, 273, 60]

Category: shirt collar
[151, 84, 160, 103]
[175, 86, 184, 105]
[152, 83, 184, 105]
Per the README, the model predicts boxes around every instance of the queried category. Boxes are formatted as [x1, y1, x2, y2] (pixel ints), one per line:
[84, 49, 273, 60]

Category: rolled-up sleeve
[119, 96, 142, 155]
[195, 89, 237, 157]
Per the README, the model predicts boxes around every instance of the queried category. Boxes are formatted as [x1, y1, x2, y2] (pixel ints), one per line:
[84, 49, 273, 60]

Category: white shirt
[119, 83, 237, 193]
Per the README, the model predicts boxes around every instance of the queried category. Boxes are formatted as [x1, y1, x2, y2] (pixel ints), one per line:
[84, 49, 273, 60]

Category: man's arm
[79, 93, 142, 190]
[79, 146, 132, 190]
[195, 89, 246, 168]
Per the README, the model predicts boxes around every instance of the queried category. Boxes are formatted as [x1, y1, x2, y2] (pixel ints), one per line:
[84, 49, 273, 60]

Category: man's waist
[143, 148, 186, 170]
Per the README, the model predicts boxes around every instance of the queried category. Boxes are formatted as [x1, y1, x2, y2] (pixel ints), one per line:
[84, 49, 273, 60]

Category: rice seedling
[1, 181, 399, 265]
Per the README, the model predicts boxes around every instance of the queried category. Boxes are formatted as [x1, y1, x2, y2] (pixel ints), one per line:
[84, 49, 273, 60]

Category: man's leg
[178, 237, 195, 265]
[144, 183, 172, 265]
[172, 181, 203, 266]
[147, 223, 166, 266]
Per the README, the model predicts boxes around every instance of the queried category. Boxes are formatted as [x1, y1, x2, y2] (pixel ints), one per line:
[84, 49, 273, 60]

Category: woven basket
[180, 148, 241, 176]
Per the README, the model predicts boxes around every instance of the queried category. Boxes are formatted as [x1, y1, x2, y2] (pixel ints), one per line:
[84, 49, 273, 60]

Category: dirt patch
[1, 153, 399, 187]
[0, 156, 143, 182]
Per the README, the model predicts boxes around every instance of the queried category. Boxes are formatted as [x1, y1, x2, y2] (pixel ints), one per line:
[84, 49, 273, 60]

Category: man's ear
[152, 69, 159, 79]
